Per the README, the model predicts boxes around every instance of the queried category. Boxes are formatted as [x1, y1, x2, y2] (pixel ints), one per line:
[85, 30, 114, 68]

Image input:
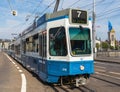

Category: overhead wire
[97, 7, 120, 17]
[64, 0, 120, 39]
[17, 0, 120, 32]
[60, 0, 64, 10]
[25, 0, 44, 21]
[74, 0, 120, 21]
[31, 0, 44, 15]
[7, 0, 12, 11]
[97, 13, 120, 21]
[36, 0, 56, 17]
[67, 0, 81, 8]
[17, 0, 56, 33]
[92, 0, 120, 40]
[10, 0, 120, 40]
[74, 0, 104, 10]
[96, 4, 120, 20]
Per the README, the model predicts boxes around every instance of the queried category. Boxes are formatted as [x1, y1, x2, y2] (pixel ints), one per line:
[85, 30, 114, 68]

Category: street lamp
[11, 10, 17, 16]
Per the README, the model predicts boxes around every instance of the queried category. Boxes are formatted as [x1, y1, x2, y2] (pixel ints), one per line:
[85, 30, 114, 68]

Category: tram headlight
[80, 65, 84, 70]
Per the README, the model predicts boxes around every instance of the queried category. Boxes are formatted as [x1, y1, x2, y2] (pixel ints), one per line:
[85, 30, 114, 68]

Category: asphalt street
[0, 51, 120, 92]
[0, 52, 21, 92]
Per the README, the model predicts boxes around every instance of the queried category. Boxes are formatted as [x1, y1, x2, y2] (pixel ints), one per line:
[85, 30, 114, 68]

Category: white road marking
[21, 73, 27, 92]
[4, 53, 26, 92]
[95, 65, 106, 69]
[19, 70, 23, 73]
[17, 67, 20, 69]
[95, 72, 120, 80]
[12, 61, 16, 64]
[4, 53, 13, 62]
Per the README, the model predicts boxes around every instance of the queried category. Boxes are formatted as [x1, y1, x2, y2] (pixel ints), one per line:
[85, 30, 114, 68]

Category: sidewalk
[95, 56, 120, 64]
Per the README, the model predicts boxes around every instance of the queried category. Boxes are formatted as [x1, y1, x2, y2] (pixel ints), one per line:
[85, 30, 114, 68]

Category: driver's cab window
[69, 27, 91, 55]
[49, 27, 67, 56]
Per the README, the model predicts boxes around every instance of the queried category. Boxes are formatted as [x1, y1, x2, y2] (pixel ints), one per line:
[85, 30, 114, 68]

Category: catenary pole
[53, 0, 60, 13]
[92, 0, 96, 58]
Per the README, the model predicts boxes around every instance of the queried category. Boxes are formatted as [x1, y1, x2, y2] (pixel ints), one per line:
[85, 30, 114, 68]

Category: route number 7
[77, 11, 81, 18]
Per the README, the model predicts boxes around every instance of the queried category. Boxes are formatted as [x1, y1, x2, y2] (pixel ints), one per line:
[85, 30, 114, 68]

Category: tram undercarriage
[59, 74, 90, 87]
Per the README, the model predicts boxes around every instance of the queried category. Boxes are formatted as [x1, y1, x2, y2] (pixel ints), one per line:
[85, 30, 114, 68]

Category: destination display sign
[71, 9, 88, 24]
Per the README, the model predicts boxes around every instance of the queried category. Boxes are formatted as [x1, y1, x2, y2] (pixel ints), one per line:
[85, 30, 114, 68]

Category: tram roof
[36, 8, 70, 27]
[21, 8, 88, 36]
[47, 8, 70, 19]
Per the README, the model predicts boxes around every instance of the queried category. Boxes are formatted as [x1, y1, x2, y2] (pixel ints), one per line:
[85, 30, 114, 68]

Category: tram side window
[39, 32, 47, 58]
[25, 37, 33, 52]
[39, 35, 42, 56]
[25, 34, 39, 53]
[33, 34, 39, 52]
[26, 38, 29, 52]
[15, 45, 20, 55]
[22, 40, 26, 53]
[49, 27, 67, 56]
[11, 44, 14, 51]
[43, 34, 47, 57]
[29, 37, 33, 51]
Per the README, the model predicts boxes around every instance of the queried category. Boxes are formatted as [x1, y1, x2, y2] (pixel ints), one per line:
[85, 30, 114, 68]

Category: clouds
[0, 27, 14, 39]
[6, 20, 20, 27]
[0, 19, 21, 39]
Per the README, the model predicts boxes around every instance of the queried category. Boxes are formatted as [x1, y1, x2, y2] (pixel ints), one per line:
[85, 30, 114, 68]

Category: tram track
[14, 59, 120, 92]
[91, 75, 120, 87]
[48, 61, 120, 92]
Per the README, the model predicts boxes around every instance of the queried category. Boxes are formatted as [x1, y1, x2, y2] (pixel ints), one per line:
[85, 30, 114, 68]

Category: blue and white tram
[10, 8, 94, 86]
[8, 37, 21, 62]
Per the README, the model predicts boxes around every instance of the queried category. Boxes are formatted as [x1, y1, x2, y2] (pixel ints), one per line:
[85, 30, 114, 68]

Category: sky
[0, 0, 120, 41]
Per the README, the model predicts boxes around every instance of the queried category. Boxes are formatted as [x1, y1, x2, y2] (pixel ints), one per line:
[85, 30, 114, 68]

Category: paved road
[0, 52, 21, 92]
[0, 52, 49, 92]
[92, 61, 120, 92]
[0, 52, 120, 92]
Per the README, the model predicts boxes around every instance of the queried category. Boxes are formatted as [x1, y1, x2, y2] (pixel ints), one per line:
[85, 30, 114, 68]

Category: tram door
[39, 31, 47, 75]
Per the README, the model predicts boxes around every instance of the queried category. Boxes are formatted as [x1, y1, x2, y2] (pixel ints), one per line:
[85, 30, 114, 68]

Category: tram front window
[49, 27, 67, 56]
[69, 27, 91, 55]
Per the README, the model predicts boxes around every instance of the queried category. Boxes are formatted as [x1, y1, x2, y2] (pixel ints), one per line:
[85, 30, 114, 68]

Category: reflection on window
[49, 27, 67, 56]
[25, 34, 39, 52]
[69, 27, 91, 55]
[33, 34, 38, 52]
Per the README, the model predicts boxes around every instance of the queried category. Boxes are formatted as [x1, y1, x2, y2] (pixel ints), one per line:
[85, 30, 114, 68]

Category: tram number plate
[71, 9, 88, 24]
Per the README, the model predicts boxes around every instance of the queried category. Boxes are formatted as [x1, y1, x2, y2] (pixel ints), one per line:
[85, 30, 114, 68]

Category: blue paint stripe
[47, 15, 69, 22]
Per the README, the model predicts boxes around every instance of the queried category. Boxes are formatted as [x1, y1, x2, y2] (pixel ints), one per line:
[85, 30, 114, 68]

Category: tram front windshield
[69, 27, 91, 55]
